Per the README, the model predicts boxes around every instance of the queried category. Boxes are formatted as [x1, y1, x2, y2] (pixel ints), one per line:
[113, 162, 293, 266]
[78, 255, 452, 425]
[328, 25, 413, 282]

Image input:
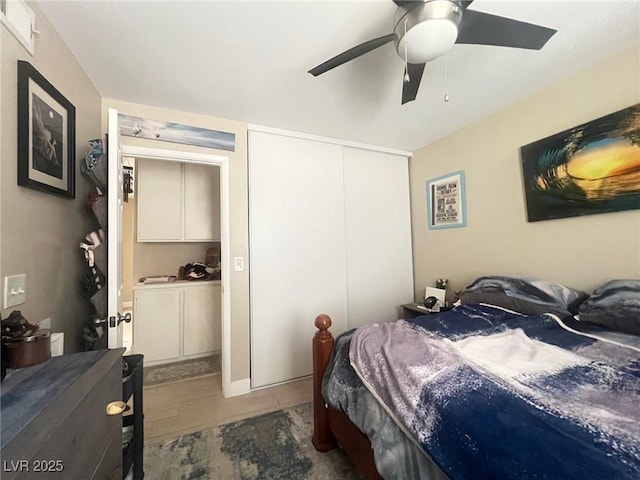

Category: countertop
[133, 279, 221, 290]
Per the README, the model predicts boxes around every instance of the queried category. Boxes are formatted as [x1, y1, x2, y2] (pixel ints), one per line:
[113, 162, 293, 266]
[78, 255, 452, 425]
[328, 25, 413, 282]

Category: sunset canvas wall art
[520, 104, 640, 222]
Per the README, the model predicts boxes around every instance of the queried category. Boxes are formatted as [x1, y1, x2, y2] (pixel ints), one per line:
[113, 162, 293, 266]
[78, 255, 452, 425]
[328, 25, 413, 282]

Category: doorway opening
[119, 144, 231, 396]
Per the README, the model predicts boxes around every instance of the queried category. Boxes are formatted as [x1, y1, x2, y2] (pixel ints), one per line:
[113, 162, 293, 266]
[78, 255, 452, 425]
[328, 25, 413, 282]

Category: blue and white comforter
[350, 304, 640, 480]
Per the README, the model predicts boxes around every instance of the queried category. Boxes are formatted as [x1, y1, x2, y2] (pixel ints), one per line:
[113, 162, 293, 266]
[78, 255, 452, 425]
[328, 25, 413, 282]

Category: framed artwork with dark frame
[17, 60, 75, 198]
[520, 104, 640, 222]
[426, 170, 467, 229]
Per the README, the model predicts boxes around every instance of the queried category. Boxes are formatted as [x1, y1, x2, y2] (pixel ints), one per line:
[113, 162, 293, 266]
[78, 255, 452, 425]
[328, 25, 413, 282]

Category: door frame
[121, 144, 232, 396]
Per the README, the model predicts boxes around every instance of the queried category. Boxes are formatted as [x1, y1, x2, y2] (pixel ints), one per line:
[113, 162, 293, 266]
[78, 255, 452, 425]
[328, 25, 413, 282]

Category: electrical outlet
[4, 274, 27, 309]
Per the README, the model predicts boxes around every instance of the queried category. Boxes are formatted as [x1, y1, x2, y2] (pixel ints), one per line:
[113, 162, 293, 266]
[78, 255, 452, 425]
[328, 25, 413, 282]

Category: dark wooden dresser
[1, 349, 125, 479]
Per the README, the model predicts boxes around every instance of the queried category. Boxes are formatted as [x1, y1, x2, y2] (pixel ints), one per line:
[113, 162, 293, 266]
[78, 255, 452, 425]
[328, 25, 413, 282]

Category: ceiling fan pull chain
[444, 56, 450, 102]
[403, 18, 410, 82]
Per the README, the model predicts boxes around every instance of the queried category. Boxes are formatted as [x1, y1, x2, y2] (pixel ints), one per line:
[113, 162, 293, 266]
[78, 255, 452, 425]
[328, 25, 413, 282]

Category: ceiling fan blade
[456, 10, 556, 50]
[459, 0, 475, 9]
[309, 33, 396, 76]
[401, 63, 425, 105]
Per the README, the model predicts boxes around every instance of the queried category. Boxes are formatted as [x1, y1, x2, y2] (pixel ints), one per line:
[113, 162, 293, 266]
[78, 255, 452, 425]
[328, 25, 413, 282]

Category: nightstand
[401, 303, 453, 319]
[400, 303, 433, 319]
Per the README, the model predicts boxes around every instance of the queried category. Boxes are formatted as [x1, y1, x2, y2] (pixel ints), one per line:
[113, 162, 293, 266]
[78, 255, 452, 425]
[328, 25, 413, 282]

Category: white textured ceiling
[37, 0, 640, 151]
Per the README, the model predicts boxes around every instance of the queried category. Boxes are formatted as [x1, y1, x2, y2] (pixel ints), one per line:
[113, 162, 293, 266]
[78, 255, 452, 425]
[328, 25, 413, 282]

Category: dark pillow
[460, 276, 587, 318]
[578, 280, 640, 335]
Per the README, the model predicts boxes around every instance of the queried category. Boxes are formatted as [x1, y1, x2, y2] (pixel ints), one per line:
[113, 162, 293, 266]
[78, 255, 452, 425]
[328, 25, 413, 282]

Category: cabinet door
[133, 288, 181, 363]
[137, 159, 182, 241]
[183, 284, 220, 356]
[184, 163, 220, 241]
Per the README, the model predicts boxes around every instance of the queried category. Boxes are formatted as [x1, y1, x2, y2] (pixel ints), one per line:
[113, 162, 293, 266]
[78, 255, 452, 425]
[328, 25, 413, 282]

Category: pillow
[460, 275, 587, 318]
[578, 280, 640, 335]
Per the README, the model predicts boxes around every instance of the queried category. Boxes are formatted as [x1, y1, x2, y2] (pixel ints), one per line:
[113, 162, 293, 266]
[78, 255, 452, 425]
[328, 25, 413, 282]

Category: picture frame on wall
[520, 104, 640, 222]
[426, 170, 467, 229]
[17, 60, 75, 198]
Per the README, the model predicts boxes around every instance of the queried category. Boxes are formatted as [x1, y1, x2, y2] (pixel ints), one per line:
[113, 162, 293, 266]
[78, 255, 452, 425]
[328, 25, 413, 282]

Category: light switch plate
[4, 274, 27, 309]
[233, 257, 244, 272]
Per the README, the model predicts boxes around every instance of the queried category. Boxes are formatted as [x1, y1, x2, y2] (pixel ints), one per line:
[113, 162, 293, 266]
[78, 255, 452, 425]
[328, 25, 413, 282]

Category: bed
[311, 277, 640, 480]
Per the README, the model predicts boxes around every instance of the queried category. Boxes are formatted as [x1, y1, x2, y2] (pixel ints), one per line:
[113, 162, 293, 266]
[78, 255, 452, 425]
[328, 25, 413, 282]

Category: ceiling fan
[308, 0, 557, 105]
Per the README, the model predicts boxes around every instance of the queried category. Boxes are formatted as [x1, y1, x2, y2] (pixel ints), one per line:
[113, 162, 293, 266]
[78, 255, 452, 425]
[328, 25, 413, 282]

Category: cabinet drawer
[1, 351, 123, 480]
[92, 437, 122, 480]
[34, 358, 121, 479]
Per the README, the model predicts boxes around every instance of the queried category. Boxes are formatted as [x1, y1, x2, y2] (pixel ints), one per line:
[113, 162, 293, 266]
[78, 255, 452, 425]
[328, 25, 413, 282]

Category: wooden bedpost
[312, 313, 337, 452]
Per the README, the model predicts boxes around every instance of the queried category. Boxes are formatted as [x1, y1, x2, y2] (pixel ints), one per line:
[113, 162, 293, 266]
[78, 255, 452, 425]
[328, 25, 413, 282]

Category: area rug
[144, 403, 360, 480]
[144, 354, 220, 386]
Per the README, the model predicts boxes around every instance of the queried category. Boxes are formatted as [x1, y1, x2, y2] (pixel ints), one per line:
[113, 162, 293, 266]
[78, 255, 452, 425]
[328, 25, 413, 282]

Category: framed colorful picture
[520, 104, 640, 222]
[17, 60, 76, 198]
[426, 170, 467, 229]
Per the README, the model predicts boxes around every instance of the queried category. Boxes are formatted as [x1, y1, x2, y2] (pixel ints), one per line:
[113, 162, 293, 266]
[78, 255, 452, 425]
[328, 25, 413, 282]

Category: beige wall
[101, 99, 250, 382]
[410, 49, 640, 300]
[133, 241, 217, 282]
[1, 4, 102, 353]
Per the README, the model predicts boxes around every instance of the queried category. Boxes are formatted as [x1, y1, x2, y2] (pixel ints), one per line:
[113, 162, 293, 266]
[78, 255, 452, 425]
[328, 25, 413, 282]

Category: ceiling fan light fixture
[394, 0, 462, 63]
[399, 19, 458, 63]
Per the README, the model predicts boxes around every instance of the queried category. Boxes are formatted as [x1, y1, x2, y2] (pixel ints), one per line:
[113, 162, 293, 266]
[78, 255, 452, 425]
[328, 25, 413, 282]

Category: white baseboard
[224, 378, 251, 398]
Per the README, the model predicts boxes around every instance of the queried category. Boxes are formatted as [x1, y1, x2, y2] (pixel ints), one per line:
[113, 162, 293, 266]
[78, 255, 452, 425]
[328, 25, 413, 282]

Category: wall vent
[1, 0, 35, 55]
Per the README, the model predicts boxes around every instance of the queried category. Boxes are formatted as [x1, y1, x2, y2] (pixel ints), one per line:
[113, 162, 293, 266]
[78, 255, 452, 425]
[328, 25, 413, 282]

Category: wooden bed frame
[311, 314, 383, 480]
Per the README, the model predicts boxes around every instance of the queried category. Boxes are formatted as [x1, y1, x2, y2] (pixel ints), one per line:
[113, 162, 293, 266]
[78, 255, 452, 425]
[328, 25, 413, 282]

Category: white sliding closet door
[343, 147, 414, 329]
[249, 132, 348, 388]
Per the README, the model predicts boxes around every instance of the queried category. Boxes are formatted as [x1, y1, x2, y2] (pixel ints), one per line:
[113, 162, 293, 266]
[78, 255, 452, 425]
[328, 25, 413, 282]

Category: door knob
[109, 312, 132, 328]
[93, 317, 108, 326]
[106, 401, 127, 415]
[118, 312, 132, 325]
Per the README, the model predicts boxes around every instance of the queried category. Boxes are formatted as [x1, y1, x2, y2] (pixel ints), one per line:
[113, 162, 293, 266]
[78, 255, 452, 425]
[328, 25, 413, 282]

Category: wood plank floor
[143, 374, 312, 443]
